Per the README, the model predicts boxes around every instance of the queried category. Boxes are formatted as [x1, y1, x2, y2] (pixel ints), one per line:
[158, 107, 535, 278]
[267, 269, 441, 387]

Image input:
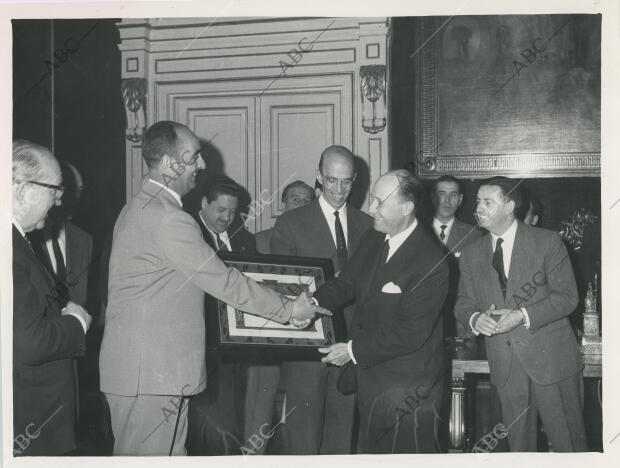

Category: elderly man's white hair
[12, 139, 54, 183]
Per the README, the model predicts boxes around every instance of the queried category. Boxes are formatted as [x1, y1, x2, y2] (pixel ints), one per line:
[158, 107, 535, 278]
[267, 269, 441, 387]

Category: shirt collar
[199, 213, 228, 241]
[384, 218, 418, 252]
[12, 218, 26, 237]
[433, 217, 455, 230]
[148, 178, 183, 207]
[491, 218, 518, 248]
[318, 195, 346, 219]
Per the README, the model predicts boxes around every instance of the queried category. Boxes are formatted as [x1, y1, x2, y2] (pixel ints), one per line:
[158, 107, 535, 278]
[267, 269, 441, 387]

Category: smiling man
[316, 170, 448, 453]
[455, 176, 587, 452]
[99, 121, 329, 455]
[270, 145, 372, 454]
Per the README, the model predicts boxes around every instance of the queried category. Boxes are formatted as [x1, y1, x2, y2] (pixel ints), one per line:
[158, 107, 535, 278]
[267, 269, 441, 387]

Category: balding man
[12, 140, 92, 455]
[317, 170, 449, 453]
[99, 121, 329, 455]
[271, 145, 372, 454]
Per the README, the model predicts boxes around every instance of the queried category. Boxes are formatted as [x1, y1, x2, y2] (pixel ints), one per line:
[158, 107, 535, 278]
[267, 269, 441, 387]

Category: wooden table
[449, 357, 601, 452]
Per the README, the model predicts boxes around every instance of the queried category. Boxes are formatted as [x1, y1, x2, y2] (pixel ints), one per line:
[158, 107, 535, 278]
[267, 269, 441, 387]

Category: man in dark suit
[246, 179, 314, 454]
[317, 170, 449, 453]
[27, 161, 94, 439]
[12, 140, 92, 456]
[455, 176, 588, 452]
[186, 175, 257, 454]
[270, 145, 373, 454]
[430, 175, 482, 338]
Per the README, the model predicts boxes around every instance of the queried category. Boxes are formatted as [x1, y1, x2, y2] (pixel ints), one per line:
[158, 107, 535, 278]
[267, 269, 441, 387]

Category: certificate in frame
[207, 252, 339, 359]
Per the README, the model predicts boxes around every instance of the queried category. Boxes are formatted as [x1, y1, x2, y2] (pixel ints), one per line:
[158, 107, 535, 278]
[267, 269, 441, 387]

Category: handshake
[61, 301, 93, 333]
[289, 293, 331, 328]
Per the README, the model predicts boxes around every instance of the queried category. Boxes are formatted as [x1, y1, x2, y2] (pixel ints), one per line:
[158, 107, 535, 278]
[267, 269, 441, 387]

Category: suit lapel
[505, 222, 529, 304]
[345, 206, 362, 256]
[369, 224, 421, 294]
[13, 226, 56, 291]
[479, 234, 506, 307]
[312, 200, 337, 252]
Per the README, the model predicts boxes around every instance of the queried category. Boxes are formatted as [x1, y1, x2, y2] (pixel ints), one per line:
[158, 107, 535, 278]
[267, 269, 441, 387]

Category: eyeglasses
[322, 176, 354, 189]
[20, 180, 65, 199]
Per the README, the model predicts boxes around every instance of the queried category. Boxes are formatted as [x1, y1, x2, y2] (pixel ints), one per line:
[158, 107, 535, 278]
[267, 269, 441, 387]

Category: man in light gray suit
[455, 176, 587, 451]
[99, 121, 329, 456]
[270, 145, 373, 454]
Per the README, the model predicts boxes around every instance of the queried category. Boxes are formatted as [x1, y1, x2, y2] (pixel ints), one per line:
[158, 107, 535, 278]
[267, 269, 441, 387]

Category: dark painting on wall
[415, 14, 601, 178]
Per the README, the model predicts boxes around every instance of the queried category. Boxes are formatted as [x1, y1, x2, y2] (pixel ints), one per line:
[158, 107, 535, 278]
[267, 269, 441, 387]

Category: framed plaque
[206, 252, 340, 359]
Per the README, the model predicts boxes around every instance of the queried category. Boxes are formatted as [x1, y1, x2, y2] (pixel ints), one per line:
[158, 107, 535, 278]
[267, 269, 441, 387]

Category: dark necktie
[216, 234, 229, 252]
[439, 224, 447, 242]
[334, 211, 348, 268]
[378, 239, 390, 266]
[52, 236, 66, 283]
[492, 238, 507, 298]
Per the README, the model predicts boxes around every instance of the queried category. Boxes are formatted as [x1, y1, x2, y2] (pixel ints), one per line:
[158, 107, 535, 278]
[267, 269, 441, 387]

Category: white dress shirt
[469, 219, 530, 332]
[347, 219, 418, 363]
[45, 225, 66, 274]
[433, 217, 454, 245]
[318, 195, 348, 249]
[148, 178, 183, 207]
[199, 213, 232, 251]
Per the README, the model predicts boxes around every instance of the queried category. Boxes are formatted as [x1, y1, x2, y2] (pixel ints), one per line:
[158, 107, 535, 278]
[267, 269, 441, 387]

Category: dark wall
[13, 18, 125, 254]
[418, 177, 600, 232]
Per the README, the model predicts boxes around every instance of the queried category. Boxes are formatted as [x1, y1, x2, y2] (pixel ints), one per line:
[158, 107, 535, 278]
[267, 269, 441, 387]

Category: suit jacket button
[506, 340, 511, 346]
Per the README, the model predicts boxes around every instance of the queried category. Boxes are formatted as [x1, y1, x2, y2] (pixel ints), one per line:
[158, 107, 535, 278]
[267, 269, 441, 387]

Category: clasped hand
[473, 304, 524, 336]
[318, 343, 351, 366]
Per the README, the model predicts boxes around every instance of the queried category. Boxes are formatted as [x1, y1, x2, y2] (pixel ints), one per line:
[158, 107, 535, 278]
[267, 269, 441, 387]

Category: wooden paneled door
[156, 74, 352, 232]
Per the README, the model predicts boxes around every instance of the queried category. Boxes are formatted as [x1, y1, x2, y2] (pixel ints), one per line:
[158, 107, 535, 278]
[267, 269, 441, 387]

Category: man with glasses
[270, 145, 372, 454]
[99, 121, 329, 455]
[12, 140, 92, 455]
[317, 170, 449, 453]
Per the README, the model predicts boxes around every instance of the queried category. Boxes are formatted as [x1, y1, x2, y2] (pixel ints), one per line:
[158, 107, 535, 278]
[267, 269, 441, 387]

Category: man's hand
[291, 293, 332, 322]
[318, 343, 351, 366]
[62, 301, 92, 333]
[490, 307, 524, 334]
[472, 311, 499, 336]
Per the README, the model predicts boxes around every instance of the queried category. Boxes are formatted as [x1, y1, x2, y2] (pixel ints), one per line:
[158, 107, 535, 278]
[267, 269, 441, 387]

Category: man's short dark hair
[318, 145, 355, 173]
[200, 175, 241, 204]
[516, 189, 543, 222]
[432, 174, 462, 194]
[281, 180, 314, 204]
[393, 169, 424, 214]
[480, 176, 523, 213]
[142, 121, 182, 168]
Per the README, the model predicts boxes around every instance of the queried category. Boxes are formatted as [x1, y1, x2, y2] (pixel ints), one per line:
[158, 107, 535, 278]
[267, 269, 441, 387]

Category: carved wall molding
[360, 64, 387, 134]
[121, 78, 147, 142]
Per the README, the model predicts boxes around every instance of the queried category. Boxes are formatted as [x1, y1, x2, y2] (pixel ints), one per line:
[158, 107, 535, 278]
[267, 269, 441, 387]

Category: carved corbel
[360, 65, 387, 134]
[121, 78, 147, 142]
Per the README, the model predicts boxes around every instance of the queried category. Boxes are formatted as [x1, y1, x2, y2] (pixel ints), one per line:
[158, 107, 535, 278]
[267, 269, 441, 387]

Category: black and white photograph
[2, 0, 619, 466]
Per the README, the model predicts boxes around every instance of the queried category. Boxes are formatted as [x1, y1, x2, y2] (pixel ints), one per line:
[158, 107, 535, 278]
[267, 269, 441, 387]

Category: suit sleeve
[523, 233, 579, 330]
[454, 247, 480, 331]
[312, 233, 368, 311]
[270, 215, 297, 256]
[156, 210, 293, 324]
[13, 256, 85, 366]
[351, 259, 449, 366]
